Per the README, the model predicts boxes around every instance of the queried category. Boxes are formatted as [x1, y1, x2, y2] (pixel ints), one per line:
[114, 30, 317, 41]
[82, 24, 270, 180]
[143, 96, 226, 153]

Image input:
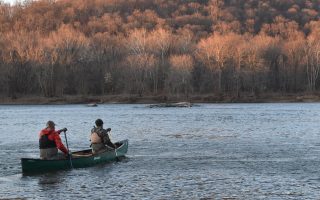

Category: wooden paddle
[63, 130, 73, 169]
[108, 129, 118, 159]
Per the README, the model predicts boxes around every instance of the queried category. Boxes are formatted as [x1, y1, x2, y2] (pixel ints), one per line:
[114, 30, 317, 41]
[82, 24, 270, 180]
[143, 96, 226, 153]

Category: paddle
[115, 144, 118, 157]
[63, 130, 73, 169]
[108, 129, 118, 159]
[114, 144, 119, 162]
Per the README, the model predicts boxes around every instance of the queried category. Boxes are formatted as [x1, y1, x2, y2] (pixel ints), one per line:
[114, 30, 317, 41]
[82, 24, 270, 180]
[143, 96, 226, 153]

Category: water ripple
[1, 103, 320, 199]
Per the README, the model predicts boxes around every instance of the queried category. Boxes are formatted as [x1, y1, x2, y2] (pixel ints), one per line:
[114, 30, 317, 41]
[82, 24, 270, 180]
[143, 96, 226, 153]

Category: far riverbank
[1, 93, 320, 105]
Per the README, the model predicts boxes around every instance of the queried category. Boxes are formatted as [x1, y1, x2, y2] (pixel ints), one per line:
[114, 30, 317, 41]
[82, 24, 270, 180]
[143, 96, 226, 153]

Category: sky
[2, 0, 43, 5]
[2, 0, 21, 5]
[2, 0, 15, 4]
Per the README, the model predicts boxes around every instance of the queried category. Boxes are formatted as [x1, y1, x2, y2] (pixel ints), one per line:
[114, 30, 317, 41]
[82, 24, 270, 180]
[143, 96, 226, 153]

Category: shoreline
[1, 93, 320, 105]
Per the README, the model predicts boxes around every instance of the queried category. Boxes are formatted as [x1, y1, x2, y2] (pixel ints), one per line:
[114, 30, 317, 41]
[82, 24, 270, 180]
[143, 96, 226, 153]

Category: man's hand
[60, 128, 68, 132]
[65, 152, 72, 159]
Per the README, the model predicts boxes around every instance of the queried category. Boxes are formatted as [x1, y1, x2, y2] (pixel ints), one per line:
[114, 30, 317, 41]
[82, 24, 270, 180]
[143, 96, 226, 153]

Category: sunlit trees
[148, 28, 172, 93]
[241, 35, 269, 94]
[196, 33, 233, 92]
[125, 53, 157, 96]
[167, 54, 194, 96]
[207, 0, 224, 25]
[304, 32, 320, 91]
[1, 0, 320, 99]
[228, 34, 247, 97]
[2, 31, 39, 97]
[36, 25, 89, 96]
[172, 28, 194, 55]
[283, 37, 306, 91]
[126, 28, 151, 95]
[90, 32, 126, 94]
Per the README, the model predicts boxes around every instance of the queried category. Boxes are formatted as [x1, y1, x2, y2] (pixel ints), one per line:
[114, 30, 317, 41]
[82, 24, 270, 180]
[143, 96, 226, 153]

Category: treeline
[1, 0, 320, 99]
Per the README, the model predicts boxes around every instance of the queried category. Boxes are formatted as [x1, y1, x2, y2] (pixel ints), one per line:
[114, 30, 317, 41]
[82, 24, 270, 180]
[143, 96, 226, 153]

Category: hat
[95, 119, 103, 126]
[46, 120, 56, 128]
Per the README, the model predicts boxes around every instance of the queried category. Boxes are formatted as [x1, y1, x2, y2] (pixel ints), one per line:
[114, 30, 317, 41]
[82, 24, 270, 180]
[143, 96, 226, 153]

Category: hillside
[1, 0, 320, 102]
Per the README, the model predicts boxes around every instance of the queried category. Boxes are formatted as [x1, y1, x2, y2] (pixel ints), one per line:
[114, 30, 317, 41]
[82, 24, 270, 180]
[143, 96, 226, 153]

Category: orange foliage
[1, 0, 320, 96]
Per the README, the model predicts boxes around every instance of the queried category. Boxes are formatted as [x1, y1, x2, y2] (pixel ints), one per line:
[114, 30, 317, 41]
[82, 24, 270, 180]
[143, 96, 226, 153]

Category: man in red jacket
[39, 121, 69, 160]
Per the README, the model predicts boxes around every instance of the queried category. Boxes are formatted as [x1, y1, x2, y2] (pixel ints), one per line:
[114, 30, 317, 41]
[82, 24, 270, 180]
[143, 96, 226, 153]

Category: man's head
[95, 119, 103, 127]
[46, 120, 55, 129]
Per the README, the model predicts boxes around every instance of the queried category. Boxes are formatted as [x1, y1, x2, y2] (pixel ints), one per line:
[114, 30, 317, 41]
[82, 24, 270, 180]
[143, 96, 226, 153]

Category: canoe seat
[72, 149, 93, 157]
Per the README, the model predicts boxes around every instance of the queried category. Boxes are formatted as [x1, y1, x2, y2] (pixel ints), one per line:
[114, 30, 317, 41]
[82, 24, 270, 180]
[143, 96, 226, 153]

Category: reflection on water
[1, 103, 320, 199]
[37, 171, 68, 185]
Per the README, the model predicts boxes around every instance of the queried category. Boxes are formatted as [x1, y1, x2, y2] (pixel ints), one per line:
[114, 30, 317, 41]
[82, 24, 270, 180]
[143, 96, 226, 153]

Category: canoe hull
[21, 139, 128, 174]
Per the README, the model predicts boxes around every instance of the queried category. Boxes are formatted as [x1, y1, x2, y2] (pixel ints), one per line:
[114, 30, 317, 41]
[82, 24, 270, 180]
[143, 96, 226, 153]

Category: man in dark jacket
[39, 121, 69, 159]
[90, 119, 116, 153]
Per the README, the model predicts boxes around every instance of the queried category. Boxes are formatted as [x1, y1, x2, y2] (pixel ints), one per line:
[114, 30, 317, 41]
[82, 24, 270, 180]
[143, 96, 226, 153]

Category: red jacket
[39, 128, 68, 154]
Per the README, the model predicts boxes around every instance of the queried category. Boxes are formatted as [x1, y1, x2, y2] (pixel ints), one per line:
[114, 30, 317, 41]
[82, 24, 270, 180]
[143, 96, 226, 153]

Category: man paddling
[39, 121, 69, 160]
[90, 119, 117, 154]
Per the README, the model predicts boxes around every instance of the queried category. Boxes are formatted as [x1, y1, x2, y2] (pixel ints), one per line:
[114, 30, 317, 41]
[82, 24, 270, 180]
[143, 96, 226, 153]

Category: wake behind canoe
[21, 139, 128, 174]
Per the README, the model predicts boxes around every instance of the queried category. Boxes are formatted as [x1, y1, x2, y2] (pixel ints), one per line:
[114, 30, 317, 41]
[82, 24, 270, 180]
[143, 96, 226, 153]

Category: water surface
[1, 103, 320, 199]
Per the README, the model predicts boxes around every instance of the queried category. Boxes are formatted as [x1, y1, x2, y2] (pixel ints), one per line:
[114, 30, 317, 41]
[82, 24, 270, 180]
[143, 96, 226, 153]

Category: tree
[196, 33, 232, 93]
[259, 36, 283, 91]
[304, 34, 320, 91]
[147, 28, 172, 93]
[90, 32, 126, 94]
[241, 35, 269, 94]
[2, 31, 38, 97]
[167, 54, 194, 96]
[228, 34, 247, 97]
[2, 0, 320, 99]
[36, 24, 89, 96]
[172, 28, 195, 55]
[283, 37, 306, 91]
[125, 53, 157, 96]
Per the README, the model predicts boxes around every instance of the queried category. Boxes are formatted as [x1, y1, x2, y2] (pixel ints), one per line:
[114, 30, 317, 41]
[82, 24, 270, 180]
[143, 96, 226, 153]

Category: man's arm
[53, 133, 68, 154]
[101, 130, 116, 149]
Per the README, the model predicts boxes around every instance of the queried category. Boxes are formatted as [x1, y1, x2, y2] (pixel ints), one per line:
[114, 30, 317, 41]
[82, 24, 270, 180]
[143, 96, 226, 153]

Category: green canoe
[21, 139, 128, 174]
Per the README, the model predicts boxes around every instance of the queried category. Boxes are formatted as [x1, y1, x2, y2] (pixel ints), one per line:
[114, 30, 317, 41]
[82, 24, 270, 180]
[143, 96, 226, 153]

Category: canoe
[21, 139, 128, 174]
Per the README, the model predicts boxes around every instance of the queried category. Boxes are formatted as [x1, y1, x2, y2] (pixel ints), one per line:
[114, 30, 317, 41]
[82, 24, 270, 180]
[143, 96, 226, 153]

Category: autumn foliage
[1, 0, 320, 99]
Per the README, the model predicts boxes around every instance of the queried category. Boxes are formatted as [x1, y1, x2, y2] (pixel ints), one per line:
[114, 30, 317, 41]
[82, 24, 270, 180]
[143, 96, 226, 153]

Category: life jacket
[39, 129, 57, 149]
[91, 132, 103, 144]
[90, 127, 102, 144]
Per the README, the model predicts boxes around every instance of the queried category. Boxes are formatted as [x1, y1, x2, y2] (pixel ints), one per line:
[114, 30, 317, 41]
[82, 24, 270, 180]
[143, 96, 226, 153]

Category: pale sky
[2, 0, 19, 5]
[2, 0, 14, 4]
[2, 0, 45, 5]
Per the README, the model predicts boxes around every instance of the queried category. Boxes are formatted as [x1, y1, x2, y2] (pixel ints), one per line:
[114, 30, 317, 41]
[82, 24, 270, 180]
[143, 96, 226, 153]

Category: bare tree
[125, 53, 157, 96]
[242, 35, 269, 94]
[283, 37, 306, 91]
[148, 28, 172, 93]
[36, 24, 89, 96]
[196, 33, 232, 93]
[167, 54, 194, 96]
[304, 35, 320, 91]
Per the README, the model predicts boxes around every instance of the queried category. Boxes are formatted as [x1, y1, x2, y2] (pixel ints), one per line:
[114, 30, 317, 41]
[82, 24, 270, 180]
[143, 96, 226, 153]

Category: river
[1, 103, 320, 199]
